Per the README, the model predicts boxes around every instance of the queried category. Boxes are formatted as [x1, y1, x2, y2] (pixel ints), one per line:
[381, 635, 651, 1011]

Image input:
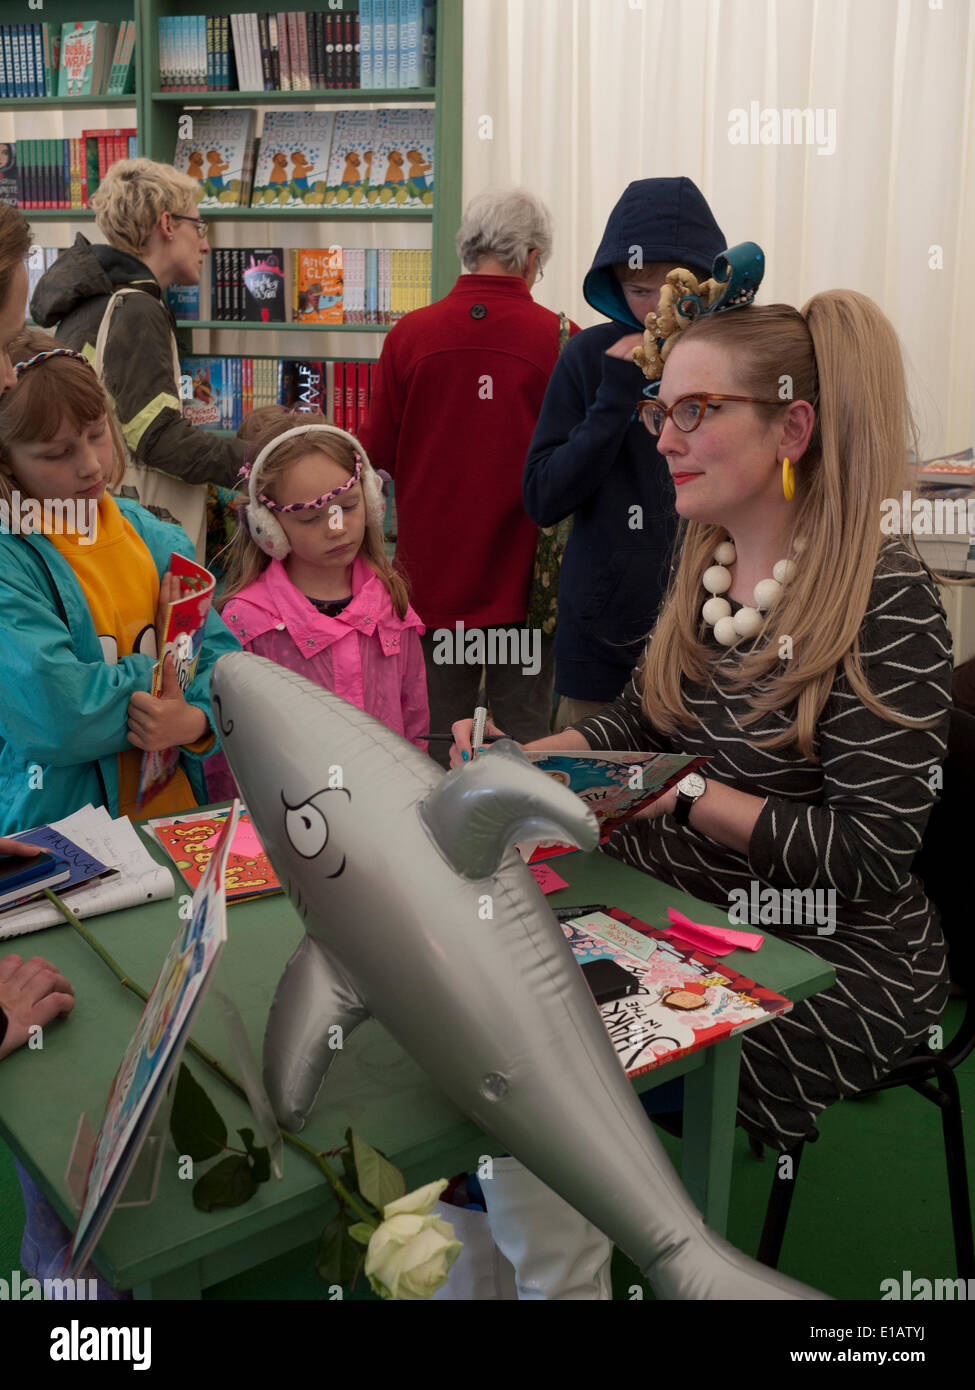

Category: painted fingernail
[461, 750, 469, 762]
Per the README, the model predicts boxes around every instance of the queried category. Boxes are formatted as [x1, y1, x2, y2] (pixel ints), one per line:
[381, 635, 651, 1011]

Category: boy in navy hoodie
[523, 178, 726, 727]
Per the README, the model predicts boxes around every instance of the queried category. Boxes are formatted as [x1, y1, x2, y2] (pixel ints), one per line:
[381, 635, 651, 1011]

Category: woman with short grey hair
[455, 187, 554, 279]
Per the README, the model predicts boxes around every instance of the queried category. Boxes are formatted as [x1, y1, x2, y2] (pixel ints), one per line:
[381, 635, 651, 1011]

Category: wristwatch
[673, 772, 707, 826]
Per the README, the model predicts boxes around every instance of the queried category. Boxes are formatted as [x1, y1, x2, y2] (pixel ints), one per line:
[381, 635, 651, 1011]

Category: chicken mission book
[565, 909, 791, 1079]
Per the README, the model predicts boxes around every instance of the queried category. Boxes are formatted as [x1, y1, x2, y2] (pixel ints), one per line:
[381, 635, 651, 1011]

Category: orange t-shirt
[46, 494, 201, 818]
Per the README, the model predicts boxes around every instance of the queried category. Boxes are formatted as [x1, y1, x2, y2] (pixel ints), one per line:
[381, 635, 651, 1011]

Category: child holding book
[204, 410, 428, 801]
[0, 329, 240, 1295]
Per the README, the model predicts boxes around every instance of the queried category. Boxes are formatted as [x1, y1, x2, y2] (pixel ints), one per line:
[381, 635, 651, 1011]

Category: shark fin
[263, 934, 369, 1131]
[418, 739, 600, 879]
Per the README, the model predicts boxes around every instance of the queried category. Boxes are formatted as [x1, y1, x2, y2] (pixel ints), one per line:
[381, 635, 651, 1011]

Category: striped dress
[574, 540, 954, 1151]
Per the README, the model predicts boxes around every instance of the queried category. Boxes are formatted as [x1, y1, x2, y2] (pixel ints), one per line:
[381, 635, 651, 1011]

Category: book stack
[0, 20, 136, 98]
[914, 447, 975, 575]
[173, 108, 259, 209]
[360, 0, 436, 88]
[157, 6, 436, 92]
[340, 247, 433, 322]
[12, 130, 137, 211]
[179, 355, 375, 434]
[212, 247, 287, 322]
[242, 106, 435, 208]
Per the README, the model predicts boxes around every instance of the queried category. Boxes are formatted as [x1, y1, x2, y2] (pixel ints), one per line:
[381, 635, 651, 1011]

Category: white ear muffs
[245, 422, 385, 560]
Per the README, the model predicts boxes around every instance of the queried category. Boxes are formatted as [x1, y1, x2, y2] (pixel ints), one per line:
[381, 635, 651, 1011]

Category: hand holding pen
[448, 710, 509, 768]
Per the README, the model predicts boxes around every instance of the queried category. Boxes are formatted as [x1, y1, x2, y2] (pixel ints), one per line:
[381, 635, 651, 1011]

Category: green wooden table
[0, 835, 833, 1298]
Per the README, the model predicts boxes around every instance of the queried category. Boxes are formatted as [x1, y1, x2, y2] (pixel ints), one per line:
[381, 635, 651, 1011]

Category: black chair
[755, 705, 975, 1277]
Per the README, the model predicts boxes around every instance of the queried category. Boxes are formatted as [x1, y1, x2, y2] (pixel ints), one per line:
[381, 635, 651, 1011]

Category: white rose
[365, 1179, 462, 1300]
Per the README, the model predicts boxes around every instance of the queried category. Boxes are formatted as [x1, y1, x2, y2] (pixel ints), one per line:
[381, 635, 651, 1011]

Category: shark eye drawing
[282, 787, 351, 873]
[285, 801, 329, 858]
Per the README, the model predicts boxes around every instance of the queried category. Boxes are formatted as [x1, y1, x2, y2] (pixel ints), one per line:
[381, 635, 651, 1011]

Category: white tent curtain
[463, 0, 975, 458]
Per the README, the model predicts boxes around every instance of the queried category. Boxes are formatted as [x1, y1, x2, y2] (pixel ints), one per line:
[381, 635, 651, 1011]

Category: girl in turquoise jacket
[0, 336, 240, 837]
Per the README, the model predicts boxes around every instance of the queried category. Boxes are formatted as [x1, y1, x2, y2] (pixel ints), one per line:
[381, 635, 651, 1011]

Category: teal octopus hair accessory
[636, 242, 766, 399]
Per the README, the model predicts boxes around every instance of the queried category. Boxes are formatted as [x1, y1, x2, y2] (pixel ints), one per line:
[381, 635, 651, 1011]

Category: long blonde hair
[219, 410, 410, 618]
[640, 293, 938, 760]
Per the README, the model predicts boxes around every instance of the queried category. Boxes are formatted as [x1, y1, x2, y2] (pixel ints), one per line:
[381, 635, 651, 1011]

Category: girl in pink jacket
[205, 412, 428, 801]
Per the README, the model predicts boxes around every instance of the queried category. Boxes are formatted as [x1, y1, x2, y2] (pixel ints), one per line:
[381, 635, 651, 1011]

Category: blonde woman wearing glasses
[30, 158, 247, 559]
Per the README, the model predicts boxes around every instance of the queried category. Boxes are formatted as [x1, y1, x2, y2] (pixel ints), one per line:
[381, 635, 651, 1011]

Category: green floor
[3, 999, 970, 1300]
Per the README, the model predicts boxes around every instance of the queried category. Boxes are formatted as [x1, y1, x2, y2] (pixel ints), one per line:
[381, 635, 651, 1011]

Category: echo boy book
[564, 908, 791, 1079]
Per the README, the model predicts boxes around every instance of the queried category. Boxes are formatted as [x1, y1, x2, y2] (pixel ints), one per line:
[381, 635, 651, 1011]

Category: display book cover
[240, 248, 286, 322]
[250, 110, 336, 207]
[293, 247, 343, 323]
[136, 554, 217, 809]
[145, 806, 282, 904]
[66, 805, 240, 1278]
[522, 750, 709, 863]
[564, 909, 791, 1080]
[173, 108, 257, 209]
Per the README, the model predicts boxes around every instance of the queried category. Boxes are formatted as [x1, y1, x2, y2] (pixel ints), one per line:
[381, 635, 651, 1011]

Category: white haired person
[358, 187, 579, 767]
[30, 158, 247, 561]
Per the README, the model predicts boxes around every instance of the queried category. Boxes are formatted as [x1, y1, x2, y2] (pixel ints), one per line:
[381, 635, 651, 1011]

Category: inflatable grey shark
[211, 652, 827, 1300]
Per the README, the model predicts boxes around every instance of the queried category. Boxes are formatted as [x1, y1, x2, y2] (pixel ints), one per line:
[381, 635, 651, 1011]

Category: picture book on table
[66, 805, 239, 1279]
[173, 108, 257, 208]
[250, 110, 335, 207]
[325, 111, 380, 206]
[293, 248, 343, 324]
[146, 807, 282, 903]
[372, 109, 434, 207]
[564, 909, 792, 1079]
[522, 750, 709, 861]
[242, 248, 286, 322]
[136, 555, 216, 809]
[917, 446, 975, 487]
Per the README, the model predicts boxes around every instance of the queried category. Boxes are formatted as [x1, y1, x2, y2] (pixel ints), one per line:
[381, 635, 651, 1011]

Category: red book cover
[148, 809, 282, 903]
[356, 359, 369, 434]
[561, 908, 792, 1080]
[344, 359, 356, 430]
[333, 360, 345, 429]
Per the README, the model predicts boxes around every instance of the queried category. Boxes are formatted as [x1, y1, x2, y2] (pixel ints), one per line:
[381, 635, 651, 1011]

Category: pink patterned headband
[13, 347, 93, 378]
[239, 451, 364, 514]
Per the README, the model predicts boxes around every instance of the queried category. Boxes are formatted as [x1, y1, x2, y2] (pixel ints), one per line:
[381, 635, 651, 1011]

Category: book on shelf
[157, 6, 436, 93]
[26, 245, 59, 305]
[11, 130, 135, 211]
[0, 142, 17, 208]
[167, 282, 201, 321]
[178, 355, 377, 436]
[293, 247, 343, 324]
[207, 247, 287, 322]
[373, 108, 435, 207]
[562, 908, 791, 1081]
[250, 110, 335, 207]
[325, 109, 379, 207]
[173, 108, 257, 209]
[57, 21, 117, 98]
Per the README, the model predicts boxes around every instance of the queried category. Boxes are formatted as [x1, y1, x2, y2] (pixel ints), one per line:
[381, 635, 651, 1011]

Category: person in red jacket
[358, 189, 577, 765]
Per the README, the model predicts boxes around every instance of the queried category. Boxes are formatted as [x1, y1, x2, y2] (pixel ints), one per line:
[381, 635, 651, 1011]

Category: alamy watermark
[0, 492, 98, 545]
[430, 623, 542, 677]
[728, 881, 836, 935]
[881, 491, 975, 538]
[0, 1270, 98, 1300]
[728, 102, 836, 156]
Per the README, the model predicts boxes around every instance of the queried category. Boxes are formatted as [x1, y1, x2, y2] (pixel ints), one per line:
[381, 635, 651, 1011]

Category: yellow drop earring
[782, 457, 795, 501]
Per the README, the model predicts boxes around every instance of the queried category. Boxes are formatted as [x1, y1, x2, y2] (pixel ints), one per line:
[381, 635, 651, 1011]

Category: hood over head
[583, 178, 726, 329]
[29, 233, 161, 329]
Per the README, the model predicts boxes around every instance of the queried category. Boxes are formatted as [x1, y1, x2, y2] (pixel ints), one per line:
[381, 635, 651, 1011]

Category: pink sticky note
[530, 863, 569, 895]
[203, 820, 265, 860]
[666, 908, 764, 952]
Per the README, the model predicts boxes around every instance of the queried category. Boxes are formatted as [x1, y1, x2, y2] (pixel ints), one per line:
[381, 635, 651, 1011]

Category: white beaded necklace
[702, 540, 796, 647]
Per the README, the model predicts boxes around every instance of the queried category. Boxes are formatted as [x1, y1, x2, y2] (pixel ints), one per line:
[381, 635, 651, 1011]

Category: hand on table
[127, 654, 208, 752]
[0, 953, 75, 1061]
